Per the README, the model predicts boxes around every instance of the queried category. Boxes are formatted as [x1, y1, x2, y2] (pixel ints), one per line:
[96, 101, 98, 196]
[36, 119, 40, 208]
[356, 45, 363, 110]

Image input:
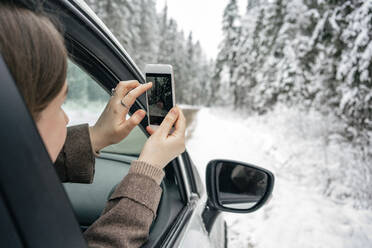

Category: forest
[215, 0, 372, 209]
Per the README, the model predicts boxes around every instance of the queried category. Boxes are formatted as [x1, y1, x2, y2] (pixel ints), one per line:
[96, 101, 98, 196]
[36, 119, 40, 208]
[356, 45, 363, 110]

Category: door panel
[63, 157, 131, 227]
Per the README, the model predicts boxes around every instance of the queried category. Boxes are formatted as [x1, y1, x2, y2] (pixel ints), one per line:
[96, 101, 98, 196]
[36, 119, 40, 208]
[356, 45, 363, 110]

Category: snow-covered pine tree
[84, 0, 135, 54]
[233, 3, 264, 112]
[157, 3, 171, 64]
[298, 0, 372, 152]
[247, 0, 261, 11]
[336, 0, 372, 152]
[215, 0, 241, 108]
[133, 0, 159, 69]
[191, 41, 211, 106]
[183, 32, 197, 104]
[252, 0, 287, 111]
[158, 15, 188, 103]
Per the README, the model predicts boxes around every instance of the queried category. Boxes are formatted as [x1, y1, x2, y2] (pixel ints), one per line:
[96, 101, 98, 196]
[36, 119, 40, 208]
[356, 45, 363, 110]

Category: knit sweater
[54, 124, 164, 248]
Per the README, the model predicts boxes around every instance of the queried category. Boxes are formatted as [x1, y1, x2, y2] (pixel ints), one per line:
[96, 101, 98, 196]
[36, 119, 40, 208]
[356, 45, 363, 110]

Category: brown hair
[0, 2, 67, 121]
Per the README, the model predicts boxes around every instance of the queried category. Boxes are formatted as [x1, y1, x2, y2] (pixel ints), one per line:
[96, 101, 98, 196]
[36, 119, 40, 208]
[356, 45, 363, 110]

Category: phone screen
[146, 73, 173, 125]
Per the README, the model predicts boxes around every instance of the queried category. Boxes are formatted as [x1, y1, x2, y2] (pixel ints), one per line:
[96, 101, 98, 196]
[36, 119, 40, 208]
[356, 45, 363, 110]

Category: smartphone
[145, 64, 176, 132]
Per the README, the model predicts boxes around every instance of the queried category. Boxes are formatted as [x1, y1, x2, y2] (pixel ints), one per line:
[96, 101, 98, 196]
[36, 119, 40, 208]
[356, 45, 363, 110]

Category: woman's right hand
[138, 105, 186, 169]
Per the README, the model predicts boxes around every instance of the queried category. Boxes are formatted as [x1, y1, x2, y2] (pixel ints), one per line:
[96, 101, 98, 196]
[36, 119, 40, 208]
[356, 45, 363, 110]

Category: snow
[185, 106, 372, 248]
[63, 101, 107, 126]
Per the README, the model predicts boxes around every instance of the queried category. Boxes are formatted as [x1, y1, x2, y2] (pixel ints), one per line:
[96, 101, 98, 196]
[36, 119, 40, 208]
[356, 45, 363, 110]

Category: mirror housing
[206, 159, 274, 213]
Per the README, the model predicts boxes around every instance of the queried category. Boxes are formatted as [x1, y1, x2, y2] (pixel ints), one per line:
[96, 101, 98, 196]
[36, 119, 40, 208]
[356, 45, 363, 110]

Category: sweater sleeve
[83, 160, 165, 248]
[54, 124, 95, 183]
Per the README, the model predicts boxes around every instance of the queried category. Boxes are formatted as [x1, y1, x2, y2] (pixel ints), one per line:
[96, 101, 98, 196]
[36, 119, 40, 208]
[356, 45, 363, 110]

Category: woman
[0, 2, 186, 248]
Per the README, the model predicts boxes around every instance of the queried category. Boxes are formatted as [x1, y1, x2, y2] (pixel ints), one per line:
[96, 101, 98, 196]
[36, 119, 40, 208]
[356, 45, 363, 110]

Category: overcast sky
[156, 0, 247, 60]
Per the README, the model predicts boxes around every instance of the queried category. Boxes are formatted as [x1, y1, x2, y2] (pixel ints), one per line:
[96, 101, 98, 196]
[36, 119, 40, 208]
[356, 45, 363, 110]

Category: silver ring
[120, 98, 129, 109]
[111, 88, 116, 97]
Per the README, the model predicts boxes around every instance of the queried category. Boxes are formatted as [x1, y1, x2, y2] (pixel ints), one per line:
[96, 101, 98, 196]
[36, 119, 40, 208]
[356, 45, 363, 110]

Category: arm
[54, 124, 95, 183]
[83, 160, 165, 248]
[55, 123, 164, 247]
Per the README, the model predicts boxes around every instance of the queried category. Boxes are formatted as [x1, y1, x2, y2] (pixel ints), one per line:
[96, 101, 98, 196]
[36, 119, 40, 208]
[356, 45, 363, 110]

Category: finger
[114, 80, 140, 99]
[111, 81, 150, 117]
[158, 107, 179, 137]
[121, 82, 153, 108]
[172, 106, 186, 137]
[120, 109, 146, 134]
[111, 81, 141, 115]
[146, 125, 155, 135]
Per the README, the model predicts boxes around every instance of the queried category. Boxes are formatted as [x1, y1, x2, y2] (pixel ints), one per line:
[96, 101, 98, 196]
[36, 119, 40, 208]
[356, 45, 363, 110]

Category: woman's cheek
[50, 109, 68, 162]
[58, 110, 68, 152]
[63, 108, 70, 125]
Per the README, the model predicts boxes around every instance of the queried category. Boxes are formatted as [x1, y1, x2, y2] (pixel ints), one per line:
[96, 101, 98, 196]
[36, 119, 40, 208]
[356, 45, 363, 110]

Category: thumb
[170, 106, 186, 137]
[122, 109, 146, 134]
[146, 125, 156, 135]
[158, 107, 179, 137]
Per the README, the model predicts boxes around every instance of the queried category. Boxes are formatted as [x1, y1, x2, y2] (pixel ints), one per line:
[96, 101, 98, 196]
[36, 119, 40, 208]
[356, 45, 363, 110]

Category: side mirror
[206, 159, 274, 213]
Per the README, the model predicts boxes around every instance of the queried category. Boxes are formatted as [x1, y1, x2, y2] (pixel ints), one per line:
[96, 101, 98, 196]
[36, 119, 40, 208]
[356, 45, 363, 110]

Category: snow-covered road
[186, 107, 372, 248]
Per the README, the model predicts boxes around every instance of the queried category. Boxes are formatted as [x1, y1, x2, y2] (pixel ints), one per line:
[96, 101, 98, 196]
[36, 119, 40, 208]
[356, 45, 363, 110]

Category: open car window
[63, 60, 147, 156]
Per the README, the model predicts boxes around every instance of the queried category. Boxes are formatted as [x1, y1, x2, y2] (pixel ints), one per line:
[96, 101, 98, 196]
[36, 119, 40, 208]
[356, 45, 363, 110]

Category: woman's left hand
[89, 80, 152, 154]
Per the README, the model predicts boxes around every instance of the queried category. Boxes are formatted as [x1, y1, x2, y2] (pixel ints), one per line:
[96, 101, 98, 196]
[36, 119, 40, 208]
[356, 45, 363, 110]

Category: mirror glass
[216, 162, 269, 210]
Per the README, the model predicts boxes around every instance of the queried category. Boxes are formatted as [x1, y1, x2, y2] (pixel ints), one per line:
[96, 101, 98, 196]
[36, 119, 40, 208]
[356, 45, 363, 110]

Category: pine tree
[133, 0, 159, 69]
[247, 0, 261, 11]
[84, 0, 134, 54]
[215, 0, 241, 107]
[336, 0, 372, 150]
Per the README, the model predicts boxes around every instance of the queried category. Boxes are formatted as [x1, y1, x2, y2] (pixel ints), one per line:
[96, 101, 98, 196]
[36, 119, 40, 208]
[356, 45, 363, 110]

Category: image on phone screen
[146, 73, 173, 125]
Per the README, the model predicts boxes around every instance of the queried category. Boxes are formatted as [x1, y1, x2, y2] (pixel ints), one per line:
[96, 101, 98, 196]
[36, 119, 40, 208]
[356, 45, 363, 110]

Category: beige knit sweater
[54, 124, 164, 248]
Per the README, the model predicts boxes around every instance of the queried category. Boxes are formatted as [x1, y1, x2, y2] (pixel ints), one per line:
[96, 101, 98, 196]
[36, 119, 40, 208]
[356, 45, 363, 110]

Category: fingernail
[139, 111, 146, 117]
